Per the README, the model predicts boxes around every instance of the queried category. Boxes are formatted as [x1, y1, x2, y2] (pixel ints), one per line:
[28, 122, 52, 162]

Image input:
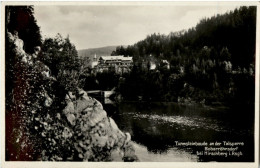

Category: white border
[255, 1, 260, 167]
[1, 1, 259, 168]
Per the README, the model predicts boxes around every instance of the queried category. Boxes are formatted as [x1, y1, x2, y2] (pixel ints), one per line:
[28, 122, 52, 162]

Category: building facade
[93, 55, 133, 74]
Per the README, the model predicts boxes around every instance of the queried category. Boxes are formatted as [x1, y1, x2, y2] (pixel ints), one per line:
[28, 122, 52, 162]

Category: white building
[98, 55, 133, 66]
[94, 55, 133, 74]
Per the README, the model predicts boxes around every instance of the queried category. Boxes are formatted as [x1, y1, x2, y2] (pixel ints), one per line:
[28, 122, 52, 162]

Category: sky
[34, 4, 240, 50]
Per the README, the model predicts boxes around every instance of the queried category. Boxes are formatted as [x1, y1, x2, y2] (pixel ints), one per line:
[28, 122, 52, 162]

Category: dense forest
[109, 6, 256, 109]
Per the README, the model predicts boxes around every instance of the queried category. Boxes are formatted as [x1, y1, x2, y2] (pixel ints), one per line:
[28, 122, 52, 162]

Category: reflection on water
[131, 113, 224, 132]
[133, 142, 198, 162]
[102, 101, 254, 162]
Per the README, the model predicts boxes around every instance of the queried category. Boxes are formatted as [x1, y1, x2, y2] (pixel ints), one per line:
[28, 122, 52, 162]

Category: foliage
[5, 6, 82, 161]
[5, 4, 141, 162]
[5, 6, 44, 160]
[112, 6, 256, 107]
[6, 6, 42, 54]
[40, 34, 86, 94]
[41, 34, 80, 76]
[113, 7, 256, 68]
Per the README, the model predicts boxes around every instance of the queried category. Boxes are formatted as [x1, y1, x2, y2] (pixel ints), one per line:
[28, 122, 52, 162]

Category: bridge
[86, 90, 115, 98]
[86, 90, 103, 94]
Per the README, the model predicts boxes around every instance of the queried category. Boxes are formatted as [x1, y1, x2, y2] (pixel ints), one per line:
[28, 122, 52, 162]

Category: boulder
[63, 90, 138, 161]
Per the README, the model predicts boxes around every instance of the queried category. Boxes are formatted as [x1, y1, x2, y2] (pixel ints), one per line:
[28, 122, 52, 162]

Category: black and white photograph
[1, 1, 259, 167]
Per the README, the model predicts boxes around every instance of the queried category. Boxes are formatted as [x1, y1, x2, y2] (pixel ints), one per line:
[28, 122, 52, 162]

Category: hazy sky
[34, 4, 240, 50]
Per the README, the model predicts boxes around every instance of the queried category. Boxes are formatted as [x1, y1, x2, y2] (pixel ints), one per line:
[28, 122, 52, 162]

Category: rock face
[63, 89, 138, 161]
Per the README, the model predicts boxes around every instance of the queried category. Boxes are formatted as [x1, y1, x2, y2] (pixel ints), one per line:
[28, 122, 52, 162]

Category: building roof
[100, 55, 133, 61]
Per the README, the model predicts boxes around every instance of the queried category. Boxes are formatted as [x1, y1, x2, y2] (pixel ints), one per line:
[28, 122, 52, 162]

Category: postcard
[1, 1, 259, 168]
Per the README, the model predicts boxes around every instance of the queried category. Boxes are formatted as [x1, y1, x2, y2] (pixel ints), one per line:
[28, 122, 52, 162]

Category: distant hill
[77, 46, 118, 60]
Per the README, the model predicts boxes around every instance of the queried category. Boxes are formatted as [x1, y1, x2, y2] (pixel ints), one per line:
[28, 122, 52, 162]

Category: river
[102, 100, 254, 162]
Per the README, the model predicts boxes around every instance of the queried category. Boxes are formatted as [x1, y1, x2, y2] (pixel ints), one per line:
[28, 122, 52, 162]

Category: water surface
[103, 101, 254, 162]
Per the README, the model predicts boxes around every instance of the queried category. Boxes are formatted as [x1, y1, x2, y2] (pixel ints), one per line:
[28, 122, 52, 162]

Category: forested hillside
[112, 6, 256, 108]
[113, 6, 256, 68]
[78, 46, 118, 58]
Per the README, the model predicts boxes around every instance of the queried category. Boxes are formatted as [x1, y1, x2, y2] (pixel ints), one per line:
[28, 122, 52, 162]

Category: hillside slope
[78, 46, 117, 60]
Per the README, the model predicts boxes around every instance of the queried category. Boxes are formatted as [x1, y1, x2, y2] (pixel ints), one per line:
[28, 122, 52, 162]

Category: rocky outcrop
[6, 31, 138, 161]
[63, 89, 138, 161]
